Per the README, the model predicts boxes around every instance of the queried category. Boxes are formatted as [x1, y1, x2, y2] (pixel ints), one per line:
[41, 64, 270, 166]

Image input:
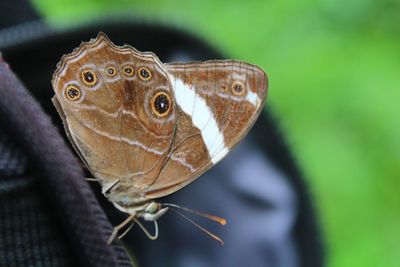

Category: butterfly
[51, 32, 268, 244]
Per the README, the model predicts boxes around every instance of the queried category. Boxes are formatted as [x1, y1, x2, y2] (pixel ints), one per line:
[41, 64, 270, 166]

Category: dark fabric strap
[0, 57, 131, 266]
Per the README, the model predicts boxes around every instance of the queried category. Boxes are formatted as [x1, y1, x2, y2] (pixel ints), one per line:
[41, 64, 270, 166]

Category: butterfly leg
[107, 212, 136, 244]
[85, 177, 102, 182]
[102, 179, 120, 194]
[117, 222, 134, 239]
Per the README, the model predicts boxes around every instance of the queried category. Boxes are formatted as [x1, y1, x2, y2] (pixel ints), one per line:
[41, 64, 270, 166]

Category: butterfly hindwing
[144, 60, 268, 198]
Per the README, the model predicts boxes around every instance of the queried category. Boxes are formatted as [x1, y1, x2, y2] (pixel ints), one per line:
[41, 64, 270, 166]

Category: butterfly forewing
[52, 34, 176, 193]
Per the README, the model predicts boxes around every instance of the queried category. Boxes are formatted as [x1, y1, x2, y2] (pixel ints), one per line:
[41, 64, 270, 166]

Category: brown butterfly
[52, 32, 268, 244]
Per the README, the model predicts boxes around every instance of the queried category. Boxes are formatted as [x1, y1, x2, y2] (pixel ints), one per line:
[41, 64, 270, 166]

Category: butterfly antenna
[169, 208, 224, 245]
[163, 203, 227, 225]
[133, 217, 159, 240]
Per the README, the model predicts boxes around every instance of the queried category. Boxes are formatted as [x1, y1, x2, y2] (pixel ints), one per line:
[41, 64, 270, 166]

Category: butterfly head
[112, 198, 169, 222]
[141, 202, 169, 221]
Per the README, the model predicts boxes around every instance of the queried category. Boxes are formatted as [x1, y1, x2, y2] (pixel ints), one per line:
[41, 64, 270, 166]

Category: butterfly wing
[52, 33, 268, 206]
[144, 60, 268, 199]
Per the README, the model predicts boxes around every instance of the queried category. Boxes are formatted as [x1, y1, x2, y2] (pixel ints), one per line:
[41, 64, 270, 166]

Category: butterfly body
[52, 33, 268, 239]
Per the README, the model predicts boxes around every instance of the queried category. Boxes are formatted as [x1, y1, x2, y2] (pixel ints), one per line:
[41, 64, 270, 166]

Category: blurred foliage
[32, 0, 400, 266]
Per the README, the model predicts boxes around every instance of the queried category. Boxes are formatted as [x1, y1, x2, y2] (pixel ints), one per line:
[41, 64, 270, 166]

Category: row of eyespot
[66, 80, 247, 103]
[64, 65, 152, 102]
[80, 65, 152, 87]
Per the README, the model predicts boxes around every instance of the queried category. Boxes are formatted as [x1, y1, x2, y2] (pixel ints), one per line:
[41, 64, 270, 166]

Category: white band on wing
[169, 75, 229, 164]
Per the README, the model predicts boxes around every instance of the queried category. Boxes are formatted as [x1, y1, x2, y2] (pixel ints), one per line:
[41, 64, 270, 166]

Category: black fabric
[0, 130, 76, 266]
[0, 127, 27, 177]
[0, 6, 324, 267]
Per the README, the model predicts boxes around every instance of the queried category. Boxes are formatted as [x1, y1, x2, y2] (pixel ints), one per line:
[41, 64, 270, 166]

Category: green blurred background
[31, 0, 399, 266]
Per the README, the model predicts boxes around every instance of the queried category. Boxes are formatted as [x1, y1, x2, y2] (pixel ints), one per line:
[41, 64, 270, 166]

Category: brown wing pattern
[52, 33, 268, 206]
[145, 60, 268, 198]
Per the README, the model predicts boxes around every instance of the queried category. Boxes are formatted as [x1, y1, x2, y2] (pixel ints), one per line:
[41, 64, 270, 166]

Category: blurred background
[5, 0, 400, 266]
